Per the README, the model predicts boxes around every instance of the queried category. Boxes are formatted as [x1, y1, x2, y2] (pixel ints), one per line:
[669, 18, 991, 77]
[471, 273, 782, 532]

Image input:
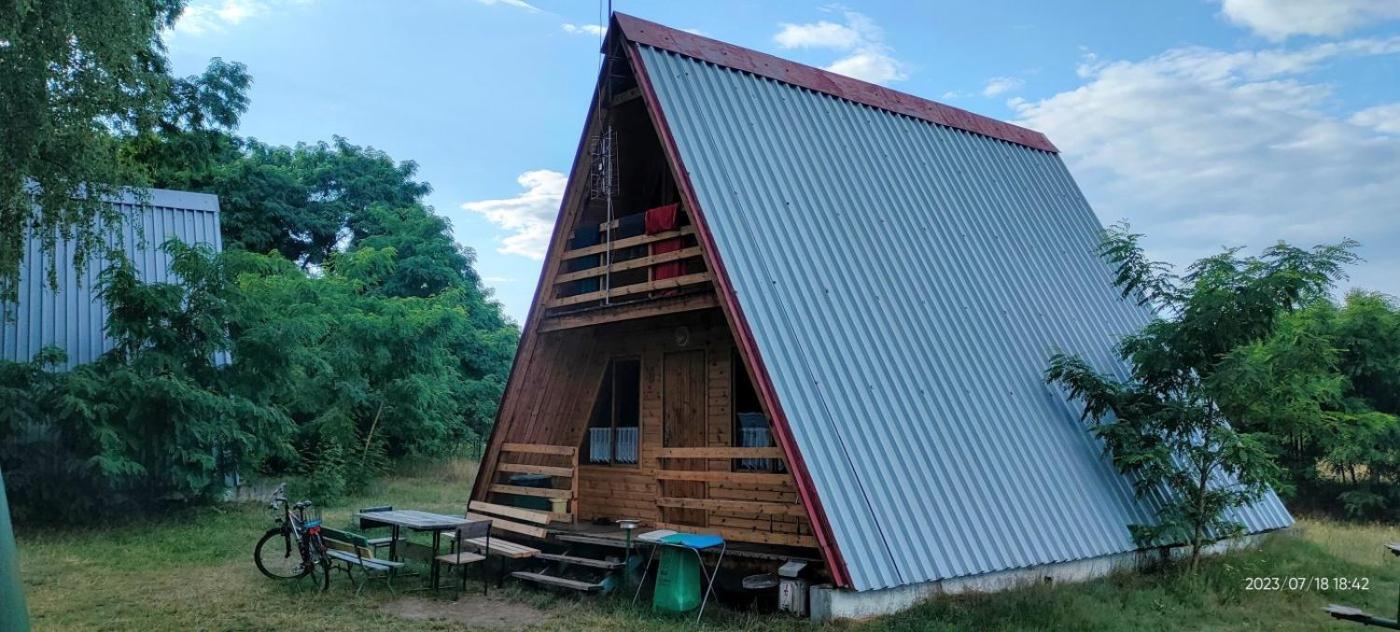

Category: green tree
[1332, 291, 1400, 416]
[121, 58, 252, 189]
[223, 245, 513, 498]
[1046, 224, 1358, 570]
[218, 138, 431, 265]
[0, 241, 292, 521]
[0, 0, 187, 300]
[1209, 291, 1400, 519]
[1211, 304, 1346, 495]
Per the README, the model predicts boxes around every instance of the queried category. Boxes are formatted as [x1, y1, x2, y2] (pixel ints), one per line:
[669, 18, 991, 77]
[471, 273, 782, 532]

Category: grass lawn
[15, 458, 1400, 631]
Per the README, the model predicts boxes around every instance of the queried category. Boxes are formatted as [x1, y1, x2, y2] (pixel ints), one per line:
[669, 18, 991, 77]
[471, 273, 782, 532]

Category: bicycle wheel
[254, 527, 311, 580]
[311, 537, 332, 592]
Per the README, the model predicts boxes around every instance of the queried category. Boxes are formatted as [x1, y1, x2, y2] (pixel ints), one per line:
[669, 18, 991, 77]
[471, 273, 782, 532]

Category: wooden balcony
[541, 209, 715, 330]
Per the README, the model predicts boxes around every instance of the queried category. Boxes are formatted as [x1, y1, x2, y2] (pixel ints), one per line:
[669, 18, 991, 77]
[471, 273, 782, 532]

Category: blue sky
[165, 0, 1400, 323]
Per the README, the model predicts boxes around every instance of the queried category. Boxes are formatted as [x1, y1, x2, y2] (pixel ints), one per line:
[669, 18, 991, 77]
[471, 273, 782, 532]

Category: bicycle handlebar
[266, 482, 312, 513]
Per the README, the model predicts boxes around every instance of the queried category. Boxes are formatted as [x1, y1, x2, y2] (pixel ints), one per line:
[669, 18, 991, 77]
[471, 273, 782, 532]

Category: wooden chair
[436, 520, 491, 599]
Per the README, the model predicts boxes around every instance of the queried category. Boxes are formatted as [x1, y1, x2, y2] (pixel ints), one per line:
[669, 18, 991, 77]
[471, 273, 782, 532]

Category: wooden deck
[543, 520, 820, 562]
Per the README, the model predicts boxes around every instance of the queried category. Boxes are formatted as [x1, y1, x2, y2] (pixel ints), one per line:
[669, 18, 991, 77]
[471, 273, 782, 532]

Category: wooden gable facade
[470, 33, 821, 557]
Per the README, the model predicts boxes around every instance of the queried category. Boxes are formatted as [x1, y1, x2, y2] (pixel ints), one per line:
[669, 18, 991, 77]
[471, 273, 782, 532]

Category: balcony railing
[546, 208, 711, 311]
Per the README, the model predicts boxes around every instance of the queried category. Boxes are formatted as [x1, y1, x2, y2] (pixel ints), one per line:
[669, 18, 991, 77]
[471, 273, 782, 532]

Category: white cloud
[1351, 103, 1400, 134]
[773, 9, 907, 84]
[774, 19, 863, 49]
[475, 0, 539, 13]
[1219, 0, 1400, 41]
[173, 0, 268, 36]
[982, 76, 1024, 97]
[562, 23, 606, 37]
[1012, 38, 1400, 297]
[462, 170, 566, 260]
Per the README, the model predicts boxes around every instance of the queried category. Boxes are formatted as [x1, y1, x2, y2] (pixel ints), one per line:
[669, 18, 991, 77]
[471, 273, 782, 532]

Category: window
[733, 351, 784, 473]
[586, 358, 641, 465]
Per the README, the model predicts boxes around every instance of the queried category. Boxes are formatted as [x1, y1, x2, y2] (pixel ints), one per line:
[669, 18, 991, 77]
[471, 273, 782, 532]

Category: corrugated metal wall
[638, 45, 1293, 591]
[1, 189, 222, 369]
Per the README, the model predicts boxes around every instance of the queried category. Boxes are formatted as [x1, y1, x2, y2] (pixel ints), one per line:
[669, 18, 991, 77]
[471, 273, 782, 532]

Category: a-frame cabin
[472, 13, 1292, 617]
[470, 15, 824, 559]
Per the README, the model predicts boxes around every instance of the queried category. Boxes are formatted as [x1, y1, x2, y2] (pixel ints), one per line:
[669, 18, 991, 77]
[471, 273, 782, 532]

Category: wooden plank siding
[479, 309, 814, 548]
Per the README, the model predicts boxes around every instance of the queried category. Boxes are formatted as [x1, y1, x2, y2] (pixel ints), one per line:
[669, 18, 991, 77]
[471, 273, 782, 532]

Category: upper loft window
[586, 358, 641, 466]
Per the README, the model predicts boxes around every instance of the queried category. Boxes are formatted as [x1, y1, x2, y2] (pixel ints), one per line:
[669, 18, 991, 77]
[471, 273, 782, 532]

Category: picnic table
[356, 509, 473, 593]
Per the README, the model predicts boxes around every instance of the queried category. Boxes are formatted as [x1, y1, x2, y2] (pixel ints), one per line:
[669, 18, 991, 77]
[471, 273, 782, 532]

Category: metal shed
[1, 188, 223, 369]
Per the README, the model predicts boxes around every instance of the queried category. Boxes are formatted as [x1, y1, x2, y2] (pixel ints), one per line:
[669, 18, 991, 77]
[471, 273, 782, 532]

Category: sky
[164, 0, 1400, 324]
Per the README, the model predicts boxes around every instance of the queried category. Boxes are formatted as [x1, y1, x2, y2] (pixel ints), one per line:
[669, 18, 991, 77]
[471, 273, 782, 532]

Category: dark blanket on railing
[565, 224, 601, 295]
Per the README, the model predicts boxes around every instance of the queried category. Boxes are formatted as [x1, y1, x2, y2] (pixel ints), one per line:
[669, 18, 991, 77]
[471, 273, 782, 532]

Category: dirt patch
[380, 595, 554, 629]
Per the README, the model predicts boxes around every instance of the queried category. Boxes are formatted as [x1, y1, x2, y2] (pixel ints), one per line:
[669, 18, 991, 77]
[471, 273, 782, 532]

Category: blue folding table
[632, 530, 727, 621]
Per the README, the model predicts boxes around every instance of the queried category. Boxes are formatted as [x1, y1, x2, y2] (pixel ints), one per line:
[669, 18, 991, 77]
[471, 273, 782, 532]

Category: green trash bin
[652, 544, 702, 613]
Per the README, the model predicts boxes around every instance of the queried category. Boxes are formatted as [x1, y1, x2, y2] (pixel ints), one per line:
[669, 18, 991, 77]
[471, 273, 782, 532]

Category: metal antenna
[587, 0, 618, 304]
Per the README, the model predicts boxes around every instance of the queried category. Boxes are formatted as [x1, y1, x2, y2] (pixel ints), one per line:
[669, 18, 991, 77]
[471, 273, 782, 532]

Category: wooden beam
[539, 292, 719, 333]
[653, 471, 793, 486]
[553, 247, 703, 284]
[610, 86, 643, 106]
[547, 272, 711, 308]
[561, 226, 694, 260]
[496, 462, 575, 478]
[656, 497, 807, 518]
[489, 484, 573, 500]
[468, 501, 554, 525]
[501, 443, 577, 457]
[656, 447, 785, 459]
[466, 512, 549, 539]
[651, 521, 818, 548]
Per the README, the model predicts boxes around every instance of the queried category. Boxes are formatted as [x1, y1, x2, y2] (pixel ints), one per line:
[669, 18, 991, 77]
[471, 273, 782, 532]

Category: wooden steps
[510, 571, 605, 592]
[534, 552, 624, 570]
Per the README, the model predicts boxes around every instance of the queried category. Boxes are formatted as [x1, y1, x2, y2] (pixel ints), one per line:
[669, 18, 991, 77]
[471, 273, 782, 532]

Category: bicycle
[252, 483, 331, 591]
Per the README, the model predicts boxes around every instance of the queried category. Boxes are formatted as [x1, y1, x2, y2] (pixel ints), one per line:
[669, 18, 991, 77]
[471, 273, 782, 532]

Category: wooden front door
[661, 349, 707, 526]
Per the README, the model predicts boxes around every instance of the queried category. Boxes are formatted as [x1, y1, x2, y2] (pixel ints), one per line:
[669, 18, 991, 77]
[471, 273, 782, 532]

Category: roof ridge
[612, 12, 1058, 154]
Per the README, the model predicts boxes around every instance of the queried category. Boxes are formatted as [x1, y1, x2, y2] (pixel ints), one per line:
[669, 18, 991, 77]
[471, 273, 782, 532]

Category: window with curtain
[733, 350, 784, 472]
[586, 358, 641, 465]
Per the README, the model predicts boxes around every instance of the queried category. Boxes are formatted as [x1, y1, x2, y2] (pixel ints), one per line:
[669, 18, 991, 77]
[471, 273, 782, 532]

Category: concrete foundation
[809, 533, 1271, 622]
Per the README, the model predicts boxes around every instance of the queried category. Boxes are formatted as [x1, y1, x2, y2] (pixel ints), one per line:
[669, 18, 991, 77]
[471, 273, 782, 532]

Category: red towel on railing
[644, 203, 678, 235]
[645, 204, 684, 282]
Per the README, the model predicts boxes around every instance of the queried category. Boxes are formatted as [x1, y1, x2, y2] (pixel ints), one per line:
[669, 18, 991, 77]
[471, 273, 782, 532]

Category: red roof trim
[622, 35, 854, 589]
[614, 12, 1059, 154]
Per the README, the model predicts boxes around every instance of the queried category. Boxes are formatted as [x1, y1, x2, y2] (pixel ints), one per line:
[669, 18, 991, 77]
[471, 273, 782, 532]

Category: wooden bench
[462, 536, 539, 559]
[320, 527, 405, 594]
[441, 502, 545, 560]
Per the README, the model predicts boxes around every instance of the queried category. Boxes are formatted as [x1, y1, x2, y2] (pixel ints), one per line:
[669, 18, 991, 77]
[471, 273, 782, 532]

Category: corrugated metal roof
[634, 44, 1293, 591]
[1, 188, 222, 369]
[614, 13, 1057, 153]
